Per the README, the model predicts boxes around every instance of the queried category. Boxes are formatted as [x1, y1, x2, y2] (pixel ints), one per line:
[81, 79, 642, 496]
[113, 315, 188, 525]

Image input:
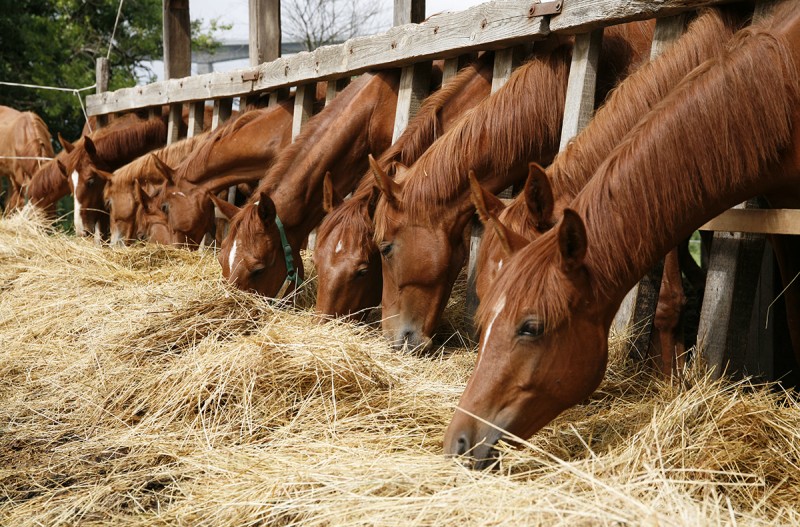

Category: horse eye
[161, 202, 169, 214]
[379, 242, 393, 258]
[250, 266, 266, 278]
[86, 177, 95, 187]
[517, 318, 544, 339]
[354, 266, 369, 278]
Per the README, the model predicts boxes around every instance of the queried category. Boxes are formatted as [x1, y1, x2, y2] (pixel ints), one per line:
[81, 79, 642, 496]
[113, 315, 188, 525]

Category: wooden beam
[95, 58, 109, 128]
[292, 83, 316, 141]
[162, 0, 191, 80]
[211, 99, 234, 130]
[392, 62, 432, 143]
[187, 101, 205, 138]
[559, 28, 603, 150]
[249, 0, 281, 66]
[88, 0, 735, 117]
[325, 78, 351, 105]
[166, 104, 183, 145]
[700, 208, 800, 235]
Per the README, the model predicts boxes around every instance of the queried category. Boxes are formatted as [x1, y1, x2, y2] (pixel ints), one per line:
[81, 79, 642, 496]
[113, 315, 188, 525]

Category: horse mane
[113, 132, 209, 186]
[26, 150, 69, 204]
[481, 14, 800, 332]
[89, 118, 167, 164]
[320, 55, 494, 242]
[175, 108, 276, 182]
[551, 7, 744, 200]
[396, 43, 570, 223]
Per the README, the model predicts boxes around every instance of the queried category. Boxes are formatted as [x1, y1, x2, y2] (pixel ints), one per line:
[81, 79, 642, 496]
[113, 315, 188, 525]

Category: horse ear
[558, 208, 587, 273]
[468, 170, 506, 224]
[208, 191, 242, 221]
[58, 133, 74, 154]
[95, 169, 114, 182]
[524, 163, 555, 232]
[134, 180, 150, 207]
[150, 154, 175, 184]
[322, 172, 342, 213]
[369, 154, 401, 207]
[488, 217, 529, 259]
[56, 159, 68, 178]
[256, 192, 276, 226]
[83, 136, 98, 159]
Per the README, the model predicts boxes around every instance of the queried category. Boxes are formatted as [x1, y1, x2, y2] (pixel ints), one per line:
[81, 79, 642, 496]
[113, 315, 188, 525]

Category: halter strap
[274, 214, 300, 298]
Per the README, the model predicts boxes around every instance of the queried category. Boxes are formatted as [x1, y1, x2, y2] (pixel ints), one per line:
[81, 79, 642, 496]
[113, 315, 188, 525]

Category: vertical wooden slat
[187, 101, 205, 138]
[558, 28, 604, 151]
[392, 62, 433, 143]
[442, 57, 460, 85]
[292, 83, 316, 141]
[269, 88, 290, 107]
[212, 99, 234, 130]
[612, 15, 687, 355]
[325, 78, 351, 105]
[166, 104, 183, 145]
[95, 58, 109, 129]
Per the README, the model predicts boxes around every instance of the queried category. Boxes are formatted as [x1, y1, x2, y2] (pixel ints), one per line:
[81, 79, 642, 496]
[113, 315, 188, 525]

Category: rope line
[107, 0, 126, 60]
[0, 156, 54, 161]
[0, 81, 96, 93]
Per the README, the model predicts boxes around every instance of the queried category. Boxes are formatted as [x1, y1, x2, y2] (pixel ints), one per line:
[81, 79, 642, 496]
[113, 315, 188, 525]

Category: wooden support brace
[187, 101, 205, 138]
[392, 62, 433, 143]
[292, 83, 316, 141]
[698, 202, 766, 379]
[612, 15, 686, 350]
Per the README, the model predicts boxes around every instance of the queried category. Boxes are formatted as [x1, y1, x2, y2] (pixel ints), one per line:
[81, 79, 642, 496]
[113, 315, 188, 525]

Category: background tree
[282, 0, 389, 51]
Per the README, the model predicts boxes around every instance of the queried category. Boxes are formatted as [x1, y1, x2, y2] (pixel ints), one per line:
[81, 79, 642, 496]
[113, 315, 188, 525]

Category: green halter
[274, 214, 299, 298]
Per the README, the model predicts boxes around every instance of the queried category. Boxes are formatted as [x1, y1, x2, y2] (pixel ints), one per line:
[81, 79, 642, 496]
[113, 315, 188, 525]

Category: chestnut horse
[372, 22, 654, 350]
[217, 70, 403, 297]
[444, 6, 800, 469]
[59, 116, 168, 238]
[0, 106, 53, 211]
[135, 100, 296, 247]
[472, 8, 745, 374]
[313, 53, 495, 321]
[103, 131, 210, 245]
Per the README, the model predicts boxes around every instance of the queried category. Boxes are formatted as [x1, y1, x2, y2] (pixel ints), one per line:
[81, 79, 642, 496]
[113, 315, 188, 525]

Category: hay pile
[1, 207, 799, 526]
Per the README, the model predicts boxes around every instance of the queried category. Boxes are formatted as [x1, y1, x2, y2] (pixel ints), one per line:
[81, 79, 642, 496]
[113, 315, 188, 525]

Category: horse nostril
[456, 434, 470, 456]
[401, 330, 415, 343]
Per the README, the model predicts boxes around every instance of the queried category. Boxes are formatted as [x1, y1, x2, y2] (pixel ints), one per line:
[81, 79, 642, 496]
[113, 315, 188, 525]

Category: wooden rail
[86, 0, 734, 117]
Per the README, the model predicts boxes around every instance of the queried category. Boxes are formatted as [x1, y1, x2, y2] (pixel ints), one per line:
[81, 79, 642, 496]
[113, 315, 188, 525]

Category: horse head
[313, 171, 382, 321]
[217, 191, 305, 297]
[62, 134, 110, 239]
[372, 156, 469, 352]
[444, 209, 608, 470]
[134, 180, 174, 245]
[106, 153, 168, 245]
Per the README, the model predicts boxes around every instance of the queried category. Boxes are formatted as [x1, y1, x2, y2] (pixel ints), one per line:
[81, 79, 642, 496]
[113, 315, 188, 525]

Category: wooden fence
[86, 0, 798, 380]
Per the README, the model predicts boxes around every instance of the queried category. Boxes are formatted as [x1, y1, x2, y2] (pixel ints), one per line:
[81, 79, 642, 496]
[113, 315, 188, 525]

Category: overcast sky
[144, 0, 486, 81]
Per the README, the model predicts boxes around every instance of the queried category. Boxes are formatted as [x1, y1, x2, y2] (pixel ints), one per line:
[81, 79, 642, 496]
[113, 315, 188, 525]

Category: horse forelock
[317, 187, 375, 251]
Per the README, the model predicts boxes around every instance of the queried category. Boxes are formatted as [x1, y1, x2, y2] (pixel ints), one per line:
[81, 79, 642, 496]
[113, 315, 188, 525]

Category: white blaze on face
[228, 239, 238, 273]
[71, 170, 84, 235]
[335, 240, 343, 254]
[476, 294, 506, 371]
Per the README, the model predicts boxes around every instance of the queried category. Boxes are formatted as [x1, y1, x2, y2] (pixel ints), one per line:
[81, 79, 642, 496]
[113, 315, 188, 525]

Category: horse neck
[576, 20, 799, 316]
[178, 106, 292, 185]
[92, 119, 167, 169]
[270, 72, 399, 238]
[550, 8, 741, 203]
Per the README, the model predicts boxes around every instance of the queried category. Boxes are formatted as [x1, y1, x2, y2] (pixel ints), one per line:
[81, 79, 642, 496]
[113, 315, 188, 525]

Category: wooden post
[249, 0, 281, 65]
[558, 29, 603, 150]
[391, 0, 428, 143]
[163, 0, 191, 145]
[394, 0, 425, 26]
[292, 83, 316, 141]
[95, 58, 109, 129]
[612, 15, 687, 355]
[187, 101, 205, 138]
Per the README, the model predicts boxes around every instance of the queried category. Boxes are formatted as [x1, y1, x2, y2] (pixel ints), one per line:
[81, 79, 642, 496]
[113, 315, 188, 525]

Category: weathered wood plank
[559, 28, 603, 150]
[187, 101, 205, 138]
[442, 57, 460, 84]
[491, 47, 516, 93]
[211, 98, 234, 130]
[700, 208, 800, 235]
[249, 0, 281, 66]
[392, 62, 433, 143]
[163, 0, 191, 80]
[292, 83, 316, 141]
[649, 13, 687, 60]
[166, 104, 183, 145]
[95, 58, 109, 128]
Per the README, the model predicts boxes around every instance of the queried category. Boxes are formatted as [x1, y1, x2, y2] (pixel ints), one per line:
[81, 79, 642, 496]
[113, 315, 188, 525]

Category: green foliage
[0, 1, 228, 145]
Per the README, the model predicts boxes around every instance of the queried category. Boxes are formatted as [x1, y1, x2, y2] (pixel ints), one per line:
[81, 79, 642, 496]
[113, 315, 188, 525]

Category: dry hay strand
[1, 207, 799, 526]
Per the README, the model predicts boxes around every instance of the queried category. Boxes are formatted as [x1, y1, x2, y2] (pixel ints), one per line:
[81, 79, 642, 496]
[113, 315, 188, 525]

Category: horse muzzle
[444, 424, 504, 471]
